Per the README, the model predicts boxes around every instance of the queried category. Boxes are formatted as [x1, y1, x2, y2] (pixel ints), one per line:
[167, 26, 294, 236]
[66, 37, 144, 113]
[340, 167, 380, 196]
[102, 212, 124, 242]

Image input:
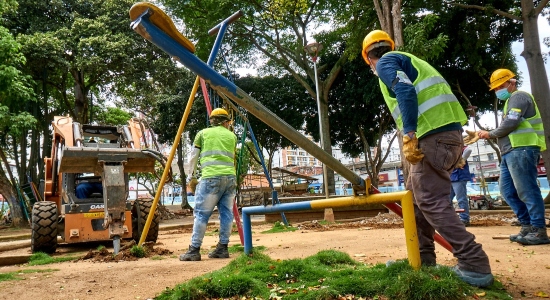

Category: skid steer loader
[32, 116, 161, 254]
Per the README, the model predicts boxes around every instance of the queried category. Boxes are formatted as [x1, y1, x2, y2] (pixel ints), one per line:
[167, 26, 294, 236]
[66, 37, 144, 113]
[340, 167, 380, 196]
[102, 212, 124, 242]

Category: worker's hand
[188, 177, 198, 194]
[402, 133, 424, 165]
[454, 157, 466, 169]
[463, 130, 480, 145]
[477, 130, 491, 139]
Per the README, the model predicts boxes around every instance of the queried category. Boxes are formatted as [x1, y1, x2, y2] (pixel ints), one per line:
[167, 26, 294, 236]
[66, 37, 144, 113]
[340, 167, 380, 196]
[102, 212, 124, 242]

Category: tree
[0, 10, 37, 226]
[408, 3, 521, 164]
[2, 0, 179, 192]
[158, 0, 380, 193]
[235, 74, 313, 177]
[150, 68, 206, 209]
[316, 51, 396, 188]
[449, 0, 550, 195]
[94, 107, 133, 126]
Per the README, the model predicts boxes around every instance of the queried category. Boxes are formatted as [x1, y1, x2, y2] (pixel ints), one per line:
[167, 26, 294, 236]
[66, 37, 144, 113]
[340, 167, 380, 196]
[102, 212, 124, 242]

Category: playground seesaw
[129, 2, 453, 270]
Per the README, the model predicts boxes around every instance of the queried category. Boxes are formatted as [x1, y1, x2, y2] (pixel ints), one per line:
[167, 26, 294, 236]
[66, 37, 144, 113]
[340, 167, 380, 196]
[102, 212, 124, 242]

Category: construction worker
[180, 108, 238, 261]
[362, 30, 493, 287]
[472, 69, 548, 245]
[450, 146, 473, 226]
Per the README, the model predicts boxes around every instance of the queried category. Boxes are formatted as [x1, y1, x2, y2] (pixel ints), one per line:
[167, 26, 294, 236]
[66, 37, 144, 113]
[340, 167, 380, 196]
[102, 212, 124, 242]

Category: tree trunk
[319, 89, 335, 194]
[520, 1, 550, 202]
[19, 133, 28, 183]
[72, 70, 89, 124]
[0, 150, 28, 228]
[177, 142, 193, 210]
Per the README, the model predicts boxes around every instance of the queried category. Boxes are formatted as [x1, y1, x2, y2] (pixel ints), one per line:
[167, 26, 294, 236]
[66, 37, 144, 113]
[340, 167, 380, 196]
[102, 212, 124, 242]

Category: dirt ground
[0, 212, 549, 300]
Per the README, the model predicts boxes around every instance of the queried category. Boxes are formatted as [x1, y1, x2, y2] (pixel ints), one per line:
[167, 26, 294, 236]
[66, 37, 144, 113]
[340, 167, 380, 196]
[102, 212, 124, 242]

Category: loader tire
[132, 198, 160, 243]
[31, 201, 58, 253]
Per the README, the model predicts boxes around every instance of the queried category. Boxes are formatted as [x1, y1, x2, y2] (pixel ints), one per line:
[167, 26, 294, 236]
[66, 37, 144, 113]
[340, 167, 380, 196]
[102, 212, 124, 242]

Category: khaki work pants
[407, 130, 491, 274]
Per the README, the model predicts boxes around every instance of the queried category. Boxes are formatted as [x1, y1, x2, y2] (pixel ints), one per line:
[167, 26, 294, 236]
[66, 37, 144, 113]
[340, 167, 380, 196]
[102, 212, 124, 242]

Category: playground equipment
[35, 116, 160, 254]
[129, 2, 455, 269]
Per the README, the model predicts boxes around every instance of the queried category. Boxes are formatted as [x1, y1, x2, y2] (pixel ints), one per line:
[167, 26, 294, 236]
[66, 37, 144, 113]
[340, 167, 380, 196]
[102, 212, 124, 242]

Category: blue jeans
[190, 175, 236, 248]
[500, 147, 546, 228]
[450, 181, 470, 222]
[75, 182, 103, 198]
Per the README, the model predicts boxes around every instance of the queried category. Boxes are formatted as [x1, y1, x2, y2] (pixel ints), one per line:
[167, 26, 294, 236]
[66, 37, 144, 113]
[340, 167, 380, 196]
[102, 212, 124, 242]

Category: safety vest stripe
[510, 128, 543, 135]
[201, 161, 234, 167]
[527, 118, 542, 125]
[415, 76, 448, 94]
[200, 150, 234, 159]
[391, 94, 458, 120]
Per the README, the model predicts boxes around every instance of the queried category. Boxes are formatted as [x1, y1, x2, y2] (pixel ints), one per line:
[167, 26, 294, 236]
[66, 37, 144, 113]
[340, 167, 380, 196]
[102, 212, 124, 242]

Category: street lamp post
[304, 42, 329, 200]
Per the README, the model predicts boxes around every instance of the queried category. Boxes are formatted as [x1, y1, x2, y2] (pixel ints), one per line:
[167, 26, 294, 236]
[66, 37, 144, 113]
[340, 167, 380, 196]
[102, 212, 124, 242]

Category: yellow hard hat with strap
[209, 108, 230, 120]
[362, 30, 395, 65]
[489, 69, 515, 90]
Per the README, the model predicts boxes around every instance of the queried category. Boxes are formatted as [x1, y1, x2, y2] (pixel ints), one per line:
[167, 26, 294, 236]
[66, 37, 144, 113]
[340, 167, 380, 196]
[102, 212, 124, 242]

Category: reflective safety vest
[195, 126, 237, 178]
[503, 92, 546, 151]
[379, 51, 467, 138]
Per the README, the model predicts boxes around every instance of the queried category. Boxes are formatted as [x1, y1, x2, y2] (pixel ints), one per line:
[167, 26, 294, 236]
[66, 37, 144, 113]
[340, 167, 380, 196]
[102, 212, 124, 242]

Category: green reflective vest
[194, 126, 237, 178]
[379, 51, 467, 138]
[503, 92, 546, 151]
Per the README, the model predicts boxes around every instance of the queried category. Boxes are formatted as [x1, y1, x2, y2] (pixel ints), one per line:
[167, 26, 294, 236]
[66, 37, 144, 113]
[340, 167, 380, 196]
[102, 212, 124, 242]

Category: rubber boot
[208, 243, 229, 258]
[516, 227, 550, 245]
[510, 225, 532, 242]
[179, 245, 201, 261]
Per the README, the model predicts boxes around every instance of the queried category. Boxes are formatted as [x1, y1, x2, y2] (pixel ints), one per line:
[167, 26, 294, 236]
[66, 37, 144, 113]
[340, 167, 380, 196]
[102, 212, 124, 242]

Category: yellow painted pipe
[138, 76, 201, 246]
[309, 191, 421, 270]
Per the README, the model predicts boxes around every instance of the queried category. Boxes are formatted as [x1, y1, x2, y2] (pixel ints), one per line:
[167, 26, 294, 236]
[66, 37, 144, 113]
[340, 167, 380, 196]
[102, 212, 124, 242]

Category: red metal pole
[372, 188, 453, 253]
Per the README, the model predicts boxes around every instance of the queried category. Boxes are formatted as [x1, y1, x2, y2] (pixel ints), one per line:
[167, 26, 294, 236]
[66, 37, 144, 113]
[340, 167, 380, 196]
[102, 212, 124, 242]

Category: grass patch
[156, 252, 510, 300]
[130, 245, 147, 258]
[261, 221, 297, 233]
[96, 245, 106, 251]
[150, 255, 164, 260]
[28, 252, 77, 266]
[0, 269, 57, 282]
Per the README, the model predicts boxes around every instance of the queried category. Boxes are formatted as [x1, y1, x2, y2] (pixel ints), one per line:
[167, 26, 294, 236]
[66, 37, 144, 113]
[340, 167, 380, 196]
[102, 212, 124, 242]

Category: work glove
[402, 133, 424, 165]
[463, 130, 480, 145]
[454, 157, 466, 169]
[188, 177, 198, 194]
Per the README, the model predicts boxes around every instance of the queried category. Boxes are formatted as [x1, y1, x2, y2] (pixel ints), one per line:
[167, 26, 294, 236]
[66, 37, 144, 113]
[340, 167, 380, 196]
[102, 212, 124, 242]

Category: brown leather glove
[454, 157, 466, 169]
[188, 178, 198, 194]
[463, 130, 480, 145]
[402, 134, 424, 165]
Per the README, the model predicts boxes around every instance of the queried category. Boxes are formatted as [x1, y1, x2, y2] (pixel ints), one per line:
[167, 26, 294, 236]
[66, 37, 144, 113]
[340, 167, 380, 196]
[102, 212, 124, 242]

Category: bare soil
[1, 212, 549, 300]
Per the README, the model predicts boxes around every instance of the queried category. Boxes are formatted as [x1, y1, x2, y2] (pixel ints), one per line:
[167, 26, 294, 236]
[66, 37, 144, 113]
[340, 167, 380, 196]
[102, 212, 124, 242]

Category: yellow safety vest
[194, 126, 237, 178]
[503, 92, 546, 151]
[379, 51, 467, 138]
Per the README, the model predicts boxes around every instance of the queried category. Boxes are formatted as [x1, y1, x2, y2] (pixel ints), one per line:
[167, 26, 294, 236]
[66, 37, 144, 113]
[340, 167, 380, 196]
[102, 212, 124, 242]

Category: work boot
[509, 225, 532, 242]
[208, 243, 229, 258]
[179, 245, 201, 261]
[516, 227, 550, 245]
[452, 266, 494, 288]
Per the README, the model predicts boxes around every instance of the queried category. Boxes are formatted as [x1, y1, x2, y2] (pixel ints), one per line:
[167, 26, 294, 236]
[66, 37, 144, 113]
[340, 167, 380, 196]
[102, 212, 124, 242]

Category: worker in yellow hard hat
[362, 29, 493, 288]
[180, 107, 238, 261]
[472, 69, 548, 245]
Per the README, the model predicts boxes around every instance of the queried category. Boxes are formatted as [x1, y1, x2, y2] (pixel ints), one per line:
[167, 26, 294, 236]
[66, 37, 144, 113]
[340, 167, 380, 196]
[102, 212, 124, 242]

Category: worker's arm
[187, 147, 200, 177]
[188, 131, 203, 177]
[376, 53, 419, 134]
[489, 92, 533, 138]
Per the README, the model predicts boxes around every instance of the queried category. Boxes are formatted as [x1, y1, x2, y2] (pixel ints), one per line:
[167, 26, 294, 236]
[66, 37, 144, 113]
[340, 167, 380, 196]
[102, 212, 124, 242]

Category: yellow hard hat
[362, 30, 395, 65]
[489, 69, 515, 90]
[210, 108, 230, 120]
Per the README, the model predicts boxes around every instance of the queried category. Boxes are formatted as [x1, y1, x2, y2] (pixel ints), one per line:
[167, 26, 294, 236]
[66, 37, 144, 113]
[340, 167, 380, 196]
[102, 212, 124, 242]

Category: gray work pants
[406, 130, 491, 274]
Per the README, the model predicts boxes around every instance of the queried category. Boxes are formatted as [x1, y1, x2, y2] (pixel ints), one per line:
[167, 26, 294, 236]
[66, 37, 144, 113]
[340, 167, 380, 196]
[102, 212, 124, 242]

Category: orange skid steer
[33, 116, 160, 254]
